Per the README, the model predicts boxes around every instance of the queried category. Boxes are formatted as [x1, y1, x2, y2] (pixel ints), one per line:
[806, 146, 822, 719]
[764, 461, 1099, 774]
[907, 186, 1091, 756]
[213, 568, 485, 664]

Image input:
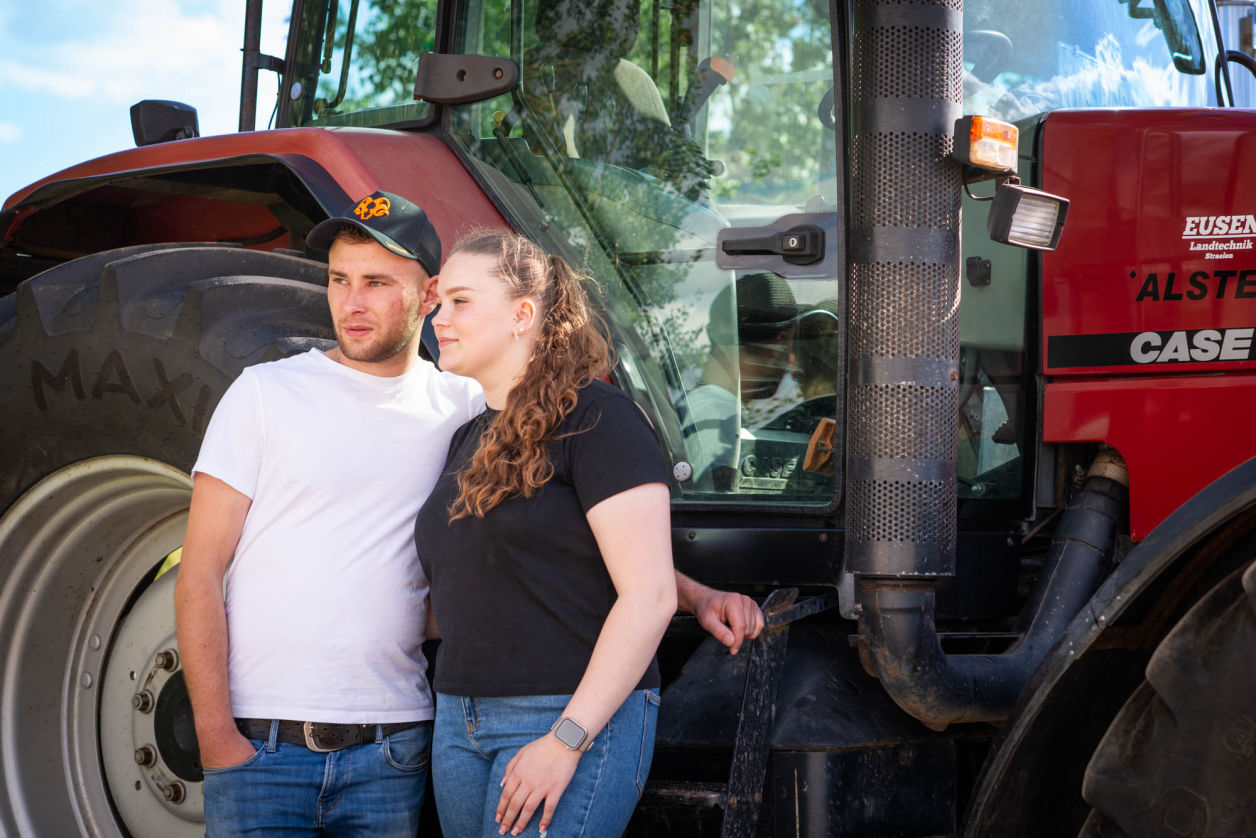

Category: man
[176, 190, 764, 836]
[677, 272, 798, 491]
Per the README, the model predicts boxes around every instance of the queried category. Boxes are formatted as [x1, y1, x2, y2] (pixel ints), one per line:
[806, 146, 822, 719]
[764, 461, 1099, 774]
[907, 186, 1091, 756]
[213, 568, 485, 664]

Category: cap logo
[354, 195, 391, 220]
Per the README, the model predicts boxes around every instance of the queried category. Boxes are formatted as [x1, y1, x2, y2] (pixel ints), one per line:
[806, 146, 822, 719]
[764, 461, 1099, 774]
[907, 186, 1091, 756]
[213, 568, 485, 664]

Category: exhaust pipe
[845, 0, 1127, 729]
[855, 461, 1127, 729]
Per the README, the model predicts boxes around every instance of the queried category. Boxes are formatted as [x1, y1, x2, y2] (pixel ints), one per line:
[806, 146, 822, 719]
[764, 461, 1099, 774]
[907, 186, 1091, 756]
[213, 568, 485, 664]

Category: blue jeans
[202, 719, 432, 837]
[433, 690, 660, 838]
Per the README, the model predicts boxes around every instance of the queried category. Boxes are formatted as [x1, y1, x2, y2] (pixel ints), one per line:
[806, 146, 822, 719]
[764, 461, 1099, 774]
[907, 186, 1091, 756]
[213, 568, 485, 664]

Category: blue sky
[0, 1, 289, 205]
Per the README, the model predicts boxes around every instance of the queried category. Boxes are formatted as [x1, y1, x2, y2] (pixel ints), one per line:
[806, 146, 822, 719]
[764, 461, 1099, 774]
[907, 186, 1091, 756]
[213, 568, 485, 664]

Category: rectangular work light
[987, 181, 1070, 251]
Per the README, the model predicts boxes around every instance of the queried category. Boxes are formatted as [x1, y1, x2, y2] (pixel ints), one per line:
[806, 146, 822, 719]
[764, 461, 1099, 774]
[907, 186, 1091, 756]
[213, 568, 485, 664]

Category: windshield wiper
[317, 0, 361, 113]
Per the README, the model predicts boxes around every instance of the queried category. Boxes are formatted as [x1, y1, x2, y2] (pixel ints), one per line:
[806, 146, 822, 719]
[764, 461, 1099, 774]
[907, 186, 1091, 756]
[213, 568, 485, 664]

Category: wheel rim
[0, 456, 198, 837]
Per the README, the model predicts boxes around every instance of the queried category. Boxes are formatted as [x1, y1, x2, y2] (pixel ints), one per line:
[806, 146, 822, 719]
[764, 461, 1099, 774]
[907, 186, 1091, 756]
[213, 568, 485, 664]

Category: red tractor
[3, 0, 1256, 835]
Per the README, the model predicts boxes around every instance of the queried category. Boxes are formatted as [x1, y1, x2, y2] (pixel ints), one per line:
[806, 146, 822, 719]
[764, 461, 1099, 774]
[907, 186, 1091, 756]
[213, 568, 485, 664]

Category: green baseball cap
[706, 272, 798, 346]
[306, 190, 442, 276]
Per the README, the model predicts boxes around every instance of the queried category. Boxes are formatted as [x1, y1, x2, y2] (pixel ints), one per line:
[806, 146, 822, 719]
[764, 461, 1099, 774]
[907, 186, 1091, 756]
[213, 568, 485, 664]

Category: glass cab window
[962, 0, 1215, 122]
[286, 0, 439, 127]
[447, 0, 841, 506]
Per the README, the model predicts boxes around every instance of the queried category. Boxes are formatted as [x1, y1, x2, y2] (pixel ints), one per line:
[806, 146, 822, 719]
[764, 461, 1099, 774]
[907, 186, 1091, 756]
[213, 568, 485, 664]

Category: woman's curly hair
[448, 230, 613, 520]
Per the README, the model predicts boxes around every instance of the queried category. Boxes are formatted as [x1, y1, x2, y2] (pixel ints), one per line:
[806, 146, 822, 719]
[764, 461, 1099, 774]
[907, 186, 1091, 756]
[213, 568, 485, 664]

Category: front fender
[966, 455, 1256, 834]
[2, 127, 505, 269]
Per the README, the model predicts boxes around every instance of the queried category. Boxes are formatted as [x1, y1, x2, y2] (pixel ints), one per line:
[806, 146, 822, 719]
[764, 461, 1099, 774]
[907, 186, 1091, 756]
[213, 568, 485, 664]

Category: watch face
[553, 718, 587, 749]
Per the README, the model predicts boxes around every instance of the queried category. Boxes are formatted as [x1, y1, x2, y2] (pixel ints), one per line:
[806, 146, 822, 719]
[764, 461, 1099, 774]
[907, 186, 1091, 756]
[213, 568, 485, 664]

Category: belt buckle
[302, 721, 344, 753]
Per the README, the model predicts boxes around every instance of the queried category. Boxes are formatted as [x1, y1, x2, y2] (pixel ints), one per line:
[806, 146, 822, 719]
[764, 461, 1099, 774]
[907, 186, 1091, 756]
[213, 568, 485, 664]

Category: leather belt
[235, 718, 426, 753]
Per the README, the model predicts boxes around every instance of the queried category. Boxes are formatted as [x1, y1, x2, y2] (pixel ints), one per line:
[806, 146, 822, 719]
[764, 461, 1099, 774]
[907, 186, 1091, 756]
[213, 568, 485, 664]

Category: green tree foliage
[314, 0, 438, 113]
[703, 0, 833, 204]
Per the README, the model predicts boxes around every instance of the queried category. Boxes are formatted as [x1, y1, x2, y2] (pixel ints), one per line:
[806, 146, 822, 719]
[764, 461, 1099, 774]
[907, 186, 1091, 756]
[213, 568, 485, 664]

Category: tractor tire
[1079, 558, 1256, 837]
[0, 244, 333, 838]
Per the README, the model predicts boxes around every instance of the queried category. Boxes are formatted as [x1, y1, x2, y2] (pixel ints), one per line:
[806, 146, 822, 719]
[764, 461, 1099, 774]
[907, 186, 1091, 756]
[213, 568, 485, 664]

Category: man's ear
[420, 274, 440, 316]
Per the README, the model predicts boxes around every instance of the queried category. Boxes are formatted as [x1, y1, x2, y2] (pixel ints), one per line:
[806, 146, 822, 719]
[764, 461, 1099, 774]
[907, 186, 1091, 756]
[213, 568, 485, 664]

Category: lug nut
[161, 781, 186, 804]
[155, 649, 178, 671]
[131, 690, 154, 713]
[134, 745, 156, 767]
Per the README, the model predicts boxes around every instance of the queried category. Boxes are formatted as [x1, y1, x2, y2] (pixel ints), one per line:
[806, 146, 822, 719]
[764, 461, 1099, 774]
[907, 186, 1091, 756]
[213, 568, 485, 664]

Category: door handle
[720, 224, 824, 265]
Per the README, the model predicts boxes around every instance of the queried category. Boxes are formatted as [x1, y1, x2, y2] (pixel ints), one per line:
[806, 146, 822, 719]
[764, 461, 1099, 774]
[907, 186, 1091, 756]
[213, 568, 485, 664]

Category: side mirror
[413, 52, 519, 104]
[130, 100, 199, 147]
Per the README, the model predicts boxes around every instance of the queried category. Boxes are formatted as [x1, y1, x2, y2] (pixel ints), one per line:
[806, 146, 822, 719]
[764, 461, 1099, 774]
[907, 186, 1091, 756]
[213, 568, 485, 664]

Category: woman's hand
[693, 587, 764, 655]
[676, 572, 764, 655]
[496, 734, 582, 835]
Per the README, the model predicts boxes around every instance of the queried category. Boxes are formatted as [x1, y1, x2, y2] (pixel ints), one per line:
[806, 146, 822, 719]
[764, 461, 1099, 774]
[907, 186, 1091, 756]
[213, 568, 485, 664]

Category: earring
[513, 328, 520, 342]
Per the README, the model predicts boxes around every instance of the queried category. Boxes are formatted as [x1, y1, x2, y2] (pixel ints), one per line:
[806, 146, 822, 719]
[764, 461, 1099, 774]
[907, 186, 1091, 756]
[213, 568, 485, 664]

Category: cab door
[445, 0, 842, 508]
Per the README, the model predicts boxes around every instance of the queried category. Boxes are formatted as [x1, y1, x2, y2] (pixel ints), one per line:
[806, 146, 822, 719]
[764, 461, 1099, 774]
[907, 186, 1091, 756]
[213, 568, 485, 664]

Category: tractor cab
[268, 0, 1241, 519]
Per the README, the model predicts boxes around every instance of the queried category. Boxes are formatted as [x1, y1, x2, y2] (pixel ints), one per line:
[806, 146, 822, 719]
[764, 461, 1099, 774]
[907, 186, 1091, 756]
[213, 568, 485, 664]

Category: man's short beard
[336, 309, 422, 364]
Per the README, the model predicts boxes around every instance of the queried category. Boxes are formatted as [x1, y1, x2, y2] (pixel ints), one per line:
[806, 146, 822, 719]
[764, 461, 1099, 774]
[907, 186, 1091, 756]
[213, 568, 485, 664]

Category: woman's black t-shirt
[415, 380, 670, 697]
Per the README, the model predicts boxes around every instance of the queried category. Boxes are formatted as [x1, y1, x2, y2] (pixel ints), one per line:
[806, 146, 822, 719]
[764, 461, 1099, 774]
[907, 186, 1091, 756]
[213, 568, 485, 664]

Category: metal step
[640, 780, 727, 809]
[638, 589, 839, 838]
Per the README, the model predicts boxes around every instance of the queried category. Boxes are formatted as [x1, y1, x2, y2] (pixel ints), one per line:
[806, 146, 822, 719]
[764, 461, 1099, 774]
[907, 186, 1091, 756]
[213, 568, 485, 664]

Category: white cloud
[0, 122, 21, 143]
[2, 0, 290, 136]
[0, 61, 93, 98]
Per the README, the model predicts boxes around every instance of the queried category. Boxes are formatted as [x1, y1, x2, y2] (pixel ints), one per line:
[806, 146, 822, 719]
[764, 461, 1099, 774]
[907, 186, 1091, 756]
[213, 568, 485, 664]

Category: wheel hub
[0, 456, 199, 837]
[100, 567, 205, 827]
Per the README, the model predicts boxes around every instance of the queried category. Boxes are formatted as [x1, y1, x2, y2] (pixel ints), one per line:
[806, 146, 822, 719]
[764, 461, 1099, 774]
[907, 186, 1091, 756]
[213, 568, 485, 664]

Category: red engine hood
[1038, 109, 1256, 538]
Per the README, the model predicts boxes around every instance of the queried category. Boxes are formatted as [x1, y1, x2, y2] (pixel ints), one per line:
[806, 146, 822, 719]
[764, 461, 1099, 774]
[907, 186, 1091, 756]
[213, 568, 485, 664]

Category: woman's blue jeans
[433, 690, 660, 837]
[201, 719, 431, 836]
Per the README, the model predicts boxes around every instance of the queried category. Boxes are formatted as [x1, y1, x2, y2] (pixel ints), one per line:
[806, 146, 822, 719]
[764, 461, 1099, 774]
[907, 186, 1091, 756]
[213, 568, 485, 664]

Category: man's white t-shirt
[192, 349, 484, 723]
[678, 383, 740, 482]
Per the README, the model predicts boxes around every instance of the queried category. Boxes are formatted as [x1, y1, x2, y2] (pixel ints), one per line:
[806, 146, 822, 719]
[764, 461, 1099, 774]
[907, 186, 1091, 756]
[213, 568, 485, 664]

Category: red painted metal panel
[4, 128, 507, 262]
[1043, 374, 1256, 539]
[1040, 109, 1256, 377]
[1039, 110, 1256, 537]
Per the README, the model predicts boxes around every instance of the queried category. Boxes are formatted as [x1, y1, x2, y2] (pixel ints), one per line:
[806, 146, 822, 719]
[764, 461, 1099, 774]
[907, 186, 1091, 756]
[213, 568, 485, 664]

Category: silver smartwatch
[550, 717, 593, 752]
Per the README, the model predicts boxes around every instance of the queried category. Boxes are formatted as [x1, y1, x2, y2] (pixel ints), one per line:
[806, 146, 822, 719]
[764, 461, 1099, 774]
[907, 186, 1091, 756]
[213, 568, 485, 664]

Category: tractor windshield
[963, 0, 1220, 119]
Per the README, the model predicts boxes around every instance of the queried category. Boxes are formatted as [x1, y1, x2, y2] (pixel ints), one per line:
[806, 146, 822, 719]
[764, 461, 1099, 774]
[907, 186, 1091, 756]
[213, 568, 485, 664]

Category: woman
[415, 230, 677, 837]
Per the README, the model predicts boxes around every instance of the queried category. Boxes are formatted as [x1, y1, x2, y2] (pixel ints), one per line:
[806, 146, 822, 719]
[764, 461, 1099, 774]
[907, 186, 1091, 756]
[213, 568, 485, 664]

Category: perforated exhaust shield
[846, 0, 962, 578]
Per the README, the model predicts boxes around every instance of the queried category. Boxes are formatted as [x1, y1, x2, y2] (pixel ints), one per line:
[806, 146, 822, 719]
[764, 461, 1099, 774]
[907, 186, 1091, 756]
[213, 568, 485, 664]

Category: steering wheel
[817, 84, 836, 131]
